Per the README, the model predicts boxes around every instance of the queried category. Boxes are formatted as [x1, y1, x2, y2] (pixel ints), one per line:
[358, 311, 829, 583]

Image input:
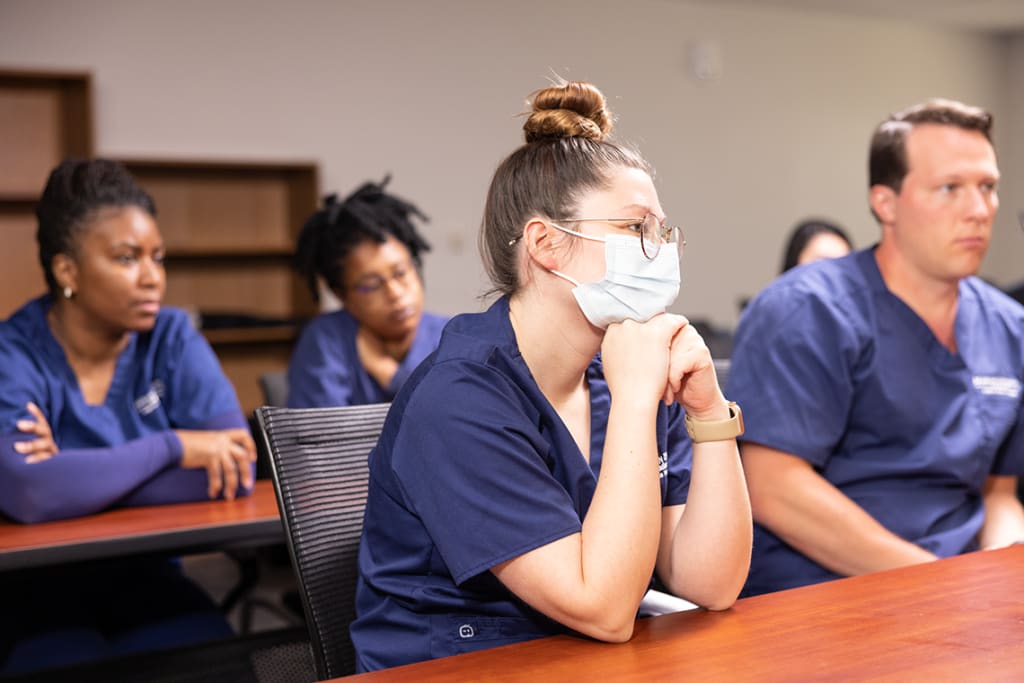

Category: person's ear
[869, 185, 897, 225]
[521, 219, 562, 271]
[52, 253, 79, 295]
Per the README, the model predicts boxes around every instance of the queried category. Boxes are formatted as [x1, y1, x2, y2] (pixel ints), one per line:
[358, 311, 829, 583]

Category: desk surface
[0, 480, 282, 571]
[345, 546, 1024, 682]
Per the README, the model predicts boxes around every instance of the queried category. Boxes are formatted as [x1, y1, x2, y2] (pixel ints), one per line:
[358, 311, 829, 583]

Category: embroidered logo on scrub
[659, 451, 668, 479]
[134, 379, 165, 416]
[972, 376, 1021, 399]
[458, 624, 475, 639]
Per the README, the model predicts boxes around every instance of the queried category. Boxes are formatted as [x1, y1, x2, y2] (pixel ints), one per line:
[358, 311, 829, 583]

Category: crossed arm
[1, 401, 255, 523]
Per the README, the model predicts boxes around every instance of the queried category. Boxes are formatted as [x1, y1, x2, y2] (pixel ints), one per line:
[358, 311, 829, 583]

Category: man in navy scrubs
[728, 99, 1024, 595]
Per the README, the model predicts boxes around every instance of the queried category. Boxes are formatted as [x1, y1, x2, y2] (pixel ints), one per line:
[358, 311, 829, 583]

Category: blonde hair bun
[523, 81, 613, 143]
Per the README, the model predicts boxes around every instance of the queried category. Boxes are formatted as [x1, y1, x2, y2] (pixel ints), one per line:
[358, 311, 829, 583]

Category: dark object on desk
[255, 402, 391, 680]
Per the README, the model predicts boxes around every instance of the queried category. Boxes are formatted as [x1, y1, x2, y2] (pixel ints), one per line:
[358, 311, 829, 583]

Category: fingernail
[13, 442, 28, 453]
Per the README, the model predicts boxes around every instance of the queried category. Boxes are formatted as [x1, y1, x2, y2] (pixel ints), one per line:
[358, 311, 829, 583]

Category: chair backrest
[260, 371, 289, 407]
[255, 402, 391, 680]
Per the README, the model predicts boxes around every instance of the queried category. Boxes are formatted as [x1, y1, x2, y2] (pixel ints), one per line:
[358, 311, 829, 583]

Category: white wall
[986, 32, 1024, 288]
[0, 0, 1020, 328]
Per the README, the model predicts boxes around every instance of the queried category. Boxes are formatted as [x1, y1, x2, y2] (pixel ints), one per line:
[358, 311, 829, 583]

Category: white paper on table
[638, 589, 700, 617]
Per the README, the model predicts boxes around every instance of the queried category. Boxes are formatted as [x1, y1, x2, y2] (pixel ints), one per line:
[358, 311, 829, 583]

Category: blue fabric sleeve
[392, 360, 583, 585]
[987, 366, 1024, 477]
[160, 315, 250, 432]
[121, 311, 254, 505]
[0, 431, 182, 523]
[992, 413, 1024, 477]
[386, 313, 449, 395]
[287, 315, 355, 408]
[387, 363, 415, 396]
[0, 330, 180, 522]
[0, 310, 253, 523]
[118, 411, 255, 507]
[664, 404, 692, 507]
[978, 292, 1024, 478]
[727, 282, 863, 467]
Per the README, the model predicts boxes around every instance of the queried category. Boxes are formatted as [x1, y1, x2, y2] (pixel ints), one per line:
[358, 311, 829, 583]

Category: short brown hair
[868, 98, 993, 194]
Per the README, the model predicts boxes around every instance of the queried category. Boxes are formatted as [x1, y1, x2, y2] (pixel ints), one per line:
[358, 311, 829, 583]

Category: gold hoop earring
[63, 286, 73, 300]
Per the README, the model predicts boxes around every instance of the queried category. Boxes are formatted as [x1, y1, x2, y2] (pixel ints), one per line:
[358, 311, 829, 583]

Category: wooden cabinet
[0, 70, 93, 316]
[0, 70, 320, 414]
[118, 160, 320, 413]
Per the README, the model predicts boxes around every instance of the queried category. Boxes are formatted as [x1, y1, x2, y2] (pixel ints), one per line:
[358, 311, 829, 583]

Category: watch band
[684, 401, 744, 443]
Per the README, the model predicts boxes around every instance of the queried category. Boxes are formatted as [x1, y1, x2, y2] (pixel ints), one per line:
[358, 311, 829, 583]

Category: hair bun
[523, 81, 613, 143]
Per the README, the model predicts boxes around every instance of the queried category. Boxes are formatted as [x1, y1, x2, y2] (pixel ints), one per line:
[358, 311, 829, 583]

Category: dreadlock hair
[36, 158, 156, 295]
[294, 175, 432, 303]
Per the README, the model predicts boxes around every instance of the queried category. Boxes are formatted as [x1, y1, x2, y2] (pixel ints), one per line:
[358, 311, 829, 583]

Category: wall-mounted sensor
[688, 39, 723, 82]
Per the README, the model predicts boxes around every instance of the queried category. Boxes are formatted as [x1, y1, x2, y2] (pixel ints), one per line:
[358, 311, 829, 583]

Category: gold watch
[684, 402, 744, 443]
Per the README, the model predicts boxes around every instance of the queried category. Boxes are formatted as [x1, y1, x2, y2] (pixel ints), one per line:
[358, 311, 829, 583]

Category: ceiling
[680, 0, 1024, 33]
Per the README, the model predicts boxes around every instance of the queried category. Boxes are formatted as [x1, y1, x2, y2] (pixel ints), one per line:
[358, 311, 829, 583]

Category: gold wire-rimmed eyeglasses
[549, 213, 684, 260]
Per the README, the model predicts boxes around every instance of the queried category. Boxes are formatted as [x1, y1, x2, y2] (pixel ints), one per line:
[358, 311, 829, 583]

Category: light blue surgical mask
[549, 225, 681, 329]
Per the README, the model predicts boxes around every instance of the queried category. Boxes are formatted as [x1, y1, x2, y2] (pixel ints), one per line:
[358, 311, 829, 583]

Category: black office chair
[254, 402, 391, 681]
[259, 371, 289, 407]
[226, 367, 302, 636]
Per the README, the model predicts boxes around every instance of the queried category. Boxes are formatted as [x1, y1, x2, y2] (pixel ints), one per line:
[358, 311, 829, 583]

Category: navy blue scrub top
[351, 296, 693, 672]
[0, 296, 249, 523]
[728, 248, 1024, 595]
[286, 309, 448, 408]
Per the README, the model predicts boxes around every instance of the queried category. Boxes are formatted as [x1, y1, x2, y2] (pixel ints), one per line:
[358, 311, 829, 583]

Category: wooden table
[0, 480, 283, 570]
[344, 546, 1024, 682]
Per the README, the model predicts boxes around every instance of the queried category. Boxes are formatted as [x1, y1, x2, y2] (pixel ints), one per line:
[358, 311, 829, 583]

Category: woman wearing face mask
[351, 81, 752, 672]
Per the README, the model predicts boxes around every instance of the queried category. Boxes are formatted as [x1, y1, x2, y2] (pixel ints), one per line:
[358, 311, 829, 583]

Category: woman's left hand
[664, 325, 728, 420]
[14, 402, 60, 463]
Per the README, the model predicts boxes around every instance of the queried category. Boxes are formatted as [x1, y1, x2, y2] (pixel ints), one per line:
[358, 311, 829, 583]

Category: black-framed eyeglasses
[551, 213, 685, 260]
[348, 262, 417, 296]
